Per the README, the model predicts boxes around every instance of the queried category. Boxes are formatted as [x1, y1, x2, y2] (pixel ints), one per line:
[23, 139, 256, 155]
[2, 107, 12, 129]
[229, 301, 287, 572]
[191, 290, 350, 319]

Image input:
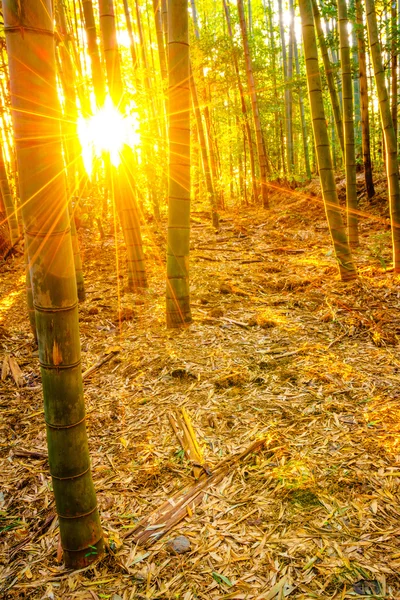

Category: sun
[78, 96, 140, 176]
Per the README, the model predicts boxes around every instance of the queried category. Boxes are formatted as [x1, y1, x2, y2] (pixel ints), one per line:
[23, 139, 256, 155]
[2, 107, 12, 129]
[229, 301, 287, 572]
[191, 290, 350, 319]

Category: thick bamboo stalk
[365, 0, 400, 271]
[338, 0, 359, 246]
[4, 0, 103, 567]
[312, 0, 345, 155]
[166, 0, 192, 328]
[237, 0, 269, 207]
[355, 0, 375, 197]
[299, 0, 357, 280]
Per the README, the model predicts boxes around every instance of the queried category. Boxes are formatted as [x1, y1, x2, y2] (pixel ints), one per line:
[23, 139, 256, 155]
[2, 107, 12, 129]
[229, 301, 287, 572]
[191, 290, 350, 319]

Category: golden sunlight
[78, 96, 140, 176]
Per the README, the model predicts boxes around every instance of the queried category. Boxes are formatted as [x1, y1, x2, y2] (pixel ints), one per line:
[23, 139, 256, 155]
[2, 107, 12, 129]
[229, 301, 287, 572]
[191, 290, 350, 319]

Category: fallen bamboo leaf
[8, 356, 24, 387]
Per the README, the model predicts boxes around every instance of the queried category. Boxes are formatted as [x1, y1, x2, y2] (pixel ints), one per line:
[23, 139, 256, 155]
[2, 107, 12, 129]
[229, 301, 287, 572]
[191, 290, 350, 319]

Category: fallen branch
[124, 439, 266, 546]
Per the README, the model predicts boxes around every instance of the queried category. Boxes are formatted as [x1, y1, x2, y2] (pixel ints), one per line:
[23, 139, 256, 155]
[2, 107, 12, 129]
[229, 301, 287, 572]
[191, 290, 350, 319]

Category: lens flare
[78, 96, 140, 176]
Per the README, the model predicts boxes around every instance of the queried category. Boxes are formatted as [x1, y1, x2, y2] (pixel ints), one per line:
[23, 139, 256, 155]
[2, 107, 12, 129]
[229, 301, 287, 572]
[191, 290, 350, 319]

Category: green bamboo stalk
[299, 0, 357, 280]
[166, 0, 192, 328]
[82, 0, 106, 107]
[98, 0, 147, 289]
[237, 0, 270, 207]
[4, 0, 103, 567]
[222, 0, 258, 202]
[355, 0, 375, 197]
[153, 0, 168, 80]
[99, 0, 123, 107]
[365, 0, 400, 271]
[190, 65, 219, 228]
[56, 3, 86, 301]
[0, 142, 19, 243]
[312, 0, 345, 156]
[338, 0, 359, 246]
[294, 38, 312, 179]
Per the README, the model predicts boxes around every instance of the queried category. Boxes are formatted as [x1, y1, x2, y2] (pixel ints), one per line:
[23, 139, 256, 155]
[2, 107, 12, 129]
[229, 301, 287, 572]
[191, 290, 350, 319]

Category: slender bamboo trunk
[99, 0, 124, 107]
[122, 0, 139, 71]
[355, 0, 375, 197]
[162, 0, 168, 48]
[391, 0, 398, 141]
[166, 0, 192, 328]
[56, 3, 86, 300]
[82, 0, 106, 107]
[365, 0, 400, 271]
[222, 0, 258, 201]
[288, 0, 295, 172]
[190, 0, 200, 38]
[350, 7, 362, 158]
[190, 66, 219, 228]
[0, 142, 19, 243]
[4, 0, 103, 567]
[299, 0, 357, 280]
[153, 0, 168, 79]
[248, 0, 253, 33]
[264, 0, 282, 173]
[338, 0, 359, 246]
[24, 243, 37, 342]
[312, 0, 345, 155]
[278, 0, 291, 173]
[98, 0, 147, 288]
[237, 0, 269, 207]
[294, 38, 312, 179]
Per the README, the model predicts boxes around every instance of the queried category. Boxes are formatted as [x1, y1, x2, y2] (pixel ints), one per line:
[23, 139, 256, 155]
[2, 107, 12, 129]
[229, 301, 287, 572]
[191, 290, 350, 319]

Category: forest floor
[1, 177, 400, 599]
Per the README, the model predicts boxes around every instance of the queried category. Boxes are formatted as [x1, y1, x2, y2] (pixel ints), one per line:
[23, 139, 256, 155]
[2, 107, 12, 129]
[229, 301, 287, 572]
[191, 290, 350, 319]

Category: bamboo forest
[2, 0, 400, 597]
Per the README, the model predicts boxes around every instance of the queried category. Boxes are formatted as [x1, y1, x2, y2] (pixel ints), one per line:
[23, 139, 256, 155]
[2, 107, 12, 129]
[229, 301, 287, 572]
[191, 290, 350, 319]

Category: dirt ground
[1, 181, 400, 599]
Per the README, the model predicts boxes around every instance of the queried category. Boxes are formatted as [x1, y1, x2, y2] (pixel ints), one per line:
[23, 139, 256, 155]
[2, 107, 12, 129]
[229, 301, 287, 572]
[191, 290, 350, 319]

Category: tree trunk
[365, 0, 400, 271]
[355, 0, 375, 197]
[312, 0, 345, 156]
[299, 0, 357, 280]
[237, 0, 269, 207]
[4, 0, 103, 567]
[166, 0, 192, 328]
[338, 0, 359, 246]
